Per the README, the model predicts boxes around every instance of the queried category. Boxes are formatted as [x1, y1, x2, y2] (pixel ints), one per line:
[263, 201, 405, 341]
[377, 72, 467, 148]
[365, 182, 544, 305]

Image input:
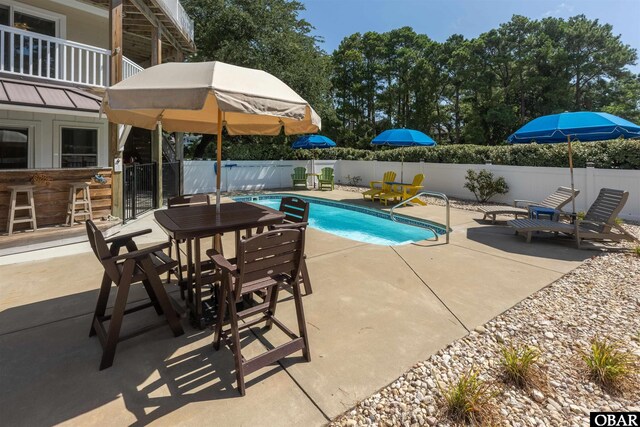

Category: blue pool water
[234, 195, 443, 245]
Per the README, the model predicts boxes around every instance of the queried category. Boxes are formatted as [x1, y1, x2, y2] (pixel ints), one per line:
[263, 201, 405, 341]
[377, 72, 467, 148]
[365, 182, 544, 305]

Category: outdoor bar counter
[0, 167, 113, 232]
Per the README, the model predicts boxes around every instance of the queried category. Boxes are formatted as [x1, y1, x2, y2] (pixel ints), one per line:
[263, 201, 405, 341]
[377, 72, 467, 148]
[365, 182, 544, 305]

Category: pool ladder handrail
[389, 191, 450, 244]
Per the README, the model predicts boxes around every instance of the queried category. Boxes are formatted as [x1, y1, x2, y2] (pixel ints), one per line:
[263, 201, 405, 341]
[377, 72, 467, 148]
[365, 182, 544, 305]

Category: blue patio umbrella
[371, 129, 437, 181]
[507, 112, 640, 144]
[291, 134, 337, 149]
[507, 111, 640, 214]
[291, 134, 337, 187]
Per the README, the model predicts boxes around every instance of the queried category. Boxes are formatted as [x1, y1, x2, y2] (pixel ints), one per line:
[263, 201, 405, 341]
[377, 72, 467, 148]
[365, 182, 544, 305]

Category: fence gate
[123, 162, 157, 222]
[162, 161, 181, 205]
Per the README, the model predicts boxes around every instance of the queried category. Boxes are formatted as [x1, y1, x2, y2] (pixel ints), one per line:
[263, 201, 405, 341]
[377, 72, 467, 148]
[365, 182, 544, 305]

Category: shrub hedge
[219, 139, 640, 169]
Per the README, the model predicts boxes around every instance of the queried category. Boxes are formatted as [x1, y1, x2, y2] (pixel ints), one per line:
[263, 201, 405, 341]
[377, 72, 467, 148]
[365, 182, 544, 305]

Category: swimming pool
[233, 194, 445, 246]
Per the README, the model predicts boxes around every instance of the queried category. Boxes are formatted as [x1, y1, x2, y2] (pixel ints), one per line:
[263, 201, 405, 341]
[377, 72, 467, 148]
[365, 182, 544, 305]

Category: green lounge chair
[508, 188, 639, 248]
[291, 167, 308, 189]
[318, 167, 334, 191]
[363, 171, 396, 201]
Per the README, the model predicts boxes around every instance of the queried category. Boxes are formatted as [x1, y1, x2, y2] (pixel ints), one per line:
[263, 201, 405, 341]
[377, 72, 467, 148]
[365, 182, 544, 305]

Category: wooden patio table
[154, 202, 285, 328]
[384, 181, 413, 193]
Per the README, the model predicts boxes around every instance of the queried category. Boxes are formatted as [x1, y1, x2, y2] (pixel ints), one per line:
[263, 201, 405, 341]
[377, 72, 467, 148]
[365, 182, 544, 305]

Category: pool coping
[232, 192, 448, 236]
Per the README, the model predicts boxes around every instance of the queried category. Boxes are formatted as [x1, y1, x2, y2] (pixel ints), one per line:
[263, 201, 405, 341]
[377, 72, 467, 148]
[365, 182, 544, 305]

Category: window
[13, 11, 56, 36]
[1, 2, 63, 76]
[0, 127, 29, 169]
[0, 5, 9, 26]
[0, 3, 59, 36]
[61, 128, 98, 168]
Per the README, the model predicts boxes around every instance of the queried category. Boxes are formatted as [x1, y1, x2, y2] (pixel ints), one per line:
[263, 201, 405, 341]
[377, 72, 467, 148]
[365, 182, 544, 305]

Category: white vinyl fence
[184, 160, 640, 220]
[184, 160, 338, 193]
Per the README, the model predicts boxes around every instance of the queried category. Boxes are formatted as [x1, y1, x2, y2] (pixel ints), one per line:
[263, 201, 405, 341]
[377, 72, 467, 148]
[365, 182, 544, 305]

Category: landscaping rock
[329, 223, 640, 426]
[532, 389, 545, 403]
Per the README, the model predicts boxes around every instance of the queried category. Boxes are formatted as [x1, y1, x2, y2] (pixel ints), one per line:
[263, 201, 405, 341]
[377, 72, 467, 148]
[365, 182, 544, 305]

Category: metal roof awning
[0, 78, 101, 113]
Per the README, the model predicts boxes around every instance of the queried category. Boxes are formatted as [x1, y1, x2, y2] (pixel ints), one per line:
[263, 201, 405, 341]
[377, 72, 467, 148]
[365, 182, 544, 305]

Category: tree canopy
[182, 0, 334, 156]
[181, 1, 639, 153]
[330, 15, 639, 146]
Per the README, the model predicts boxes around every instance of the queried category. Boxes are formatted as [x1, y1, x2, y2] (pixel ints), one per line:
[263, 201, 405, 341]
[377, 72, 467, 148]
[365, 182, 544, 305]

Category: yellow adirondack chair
[362, 171, 396, 201]
[380, 174, 426, 206]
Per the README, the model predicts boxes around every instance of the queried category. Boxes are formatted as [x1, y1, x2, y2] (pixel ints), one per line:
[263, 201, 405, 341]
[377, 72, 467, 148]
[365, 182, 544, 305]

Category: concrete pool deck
[0, 190, 593, 425]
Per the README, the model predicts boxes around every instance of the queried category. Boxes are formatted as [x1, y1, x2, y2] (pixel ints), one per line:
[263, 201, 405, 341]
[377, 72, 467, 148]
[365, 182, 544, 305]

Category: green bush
[499, 344, 543, 389]
[439, 369, 497, 425]
[581, 336, 638, 392]
[212, 139, 640, 169]
[464, 169, 509, 202]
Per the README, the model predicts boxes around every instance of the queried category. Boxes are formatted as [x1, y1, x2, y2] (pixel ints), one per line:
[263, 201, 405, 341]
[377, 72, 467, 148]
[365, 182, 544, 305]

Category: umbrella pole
[216, 109, 222, 213]
[401, 147, 404, 182]
[568, 135, 576, 215]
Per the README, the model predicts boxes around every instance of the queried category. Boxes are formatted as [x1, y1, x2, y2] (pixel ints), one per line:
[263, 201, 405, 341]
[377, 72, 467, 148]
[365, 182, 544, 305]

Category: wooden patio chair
[379, 173, 425, 206]
[255, 197, 313, 295]
[508, 188, 638, 248]
[166, 194, 211, 293]
[86, 220, 184, 370]
[270, 197, 313, 295]
[318, 167, 334, 191]
[291, 167, 308, 189]
[207, 227, 311, 395]
[363, 171, 396, 201]
[478, 186, 579, 224]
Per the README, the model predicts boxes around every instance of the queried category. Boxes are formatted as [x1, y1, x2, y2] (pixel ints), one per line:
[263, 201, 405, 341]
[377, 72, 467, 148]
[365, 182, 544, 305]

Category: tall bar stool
[6, 185, 38, 235]
[66, 182, 93, 226]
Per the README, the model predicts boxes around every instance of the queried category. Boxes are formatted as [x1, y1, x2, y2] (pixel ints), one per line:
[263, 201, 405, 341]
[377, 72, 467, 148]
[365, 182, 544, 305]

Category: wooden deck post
[108, 0, 123, 219]
[151, 25, 163, 207]
[175, 49, 185, 196]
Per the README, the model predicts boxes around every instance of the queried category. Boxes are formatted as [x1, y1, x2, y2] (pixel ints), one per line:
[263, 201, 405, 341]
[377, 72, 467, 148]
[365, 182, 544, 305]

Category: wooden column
[174, 132, 184, 195]
[175, 48, 185, 195]
[151, 25, 163, 207]
[108, 0, 123, 219]
[175, 48, 184, 62]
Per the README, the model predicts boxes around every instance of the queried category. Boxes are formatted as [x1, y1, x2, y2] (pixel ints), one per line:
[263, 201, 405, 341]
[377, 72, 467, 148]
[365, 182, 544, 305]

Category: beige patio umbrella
[102, 61, 321, 210]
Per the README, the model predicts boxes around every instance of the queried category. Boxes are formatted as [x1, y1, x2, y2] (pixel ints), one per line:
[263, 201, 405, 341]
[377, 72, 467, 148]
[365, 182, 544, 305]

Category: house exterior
[0, 0, 195, 229]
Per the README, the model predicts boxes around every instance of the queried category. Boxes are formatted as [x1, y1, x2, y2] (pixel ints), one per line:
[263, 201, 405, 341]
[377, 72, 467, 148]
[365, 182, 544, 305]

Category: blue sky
[299, 0, 640, 72]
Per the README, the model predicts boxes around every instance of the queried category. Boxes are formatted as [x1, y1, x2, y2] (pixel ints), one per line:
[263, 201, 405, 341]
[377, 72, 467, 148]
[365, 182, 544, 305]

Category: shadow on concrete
[464, 224, 597, 261]
[0, 290, 282, 426]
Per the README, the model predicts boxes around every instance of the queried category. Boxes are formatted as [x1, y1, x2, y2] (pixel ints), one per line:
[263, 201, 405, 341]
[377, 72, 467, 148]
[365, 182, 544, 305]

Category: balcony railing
[123, 56, 144, 81]
[0, 25, 143, 88]
[155, 0, 195, 42]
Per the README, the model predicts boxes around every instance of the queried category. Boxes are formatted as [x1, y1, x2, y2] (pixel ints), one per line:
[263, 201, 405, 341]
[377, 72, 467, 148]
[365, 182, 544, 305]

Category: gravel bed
[331, 225, 640, 426]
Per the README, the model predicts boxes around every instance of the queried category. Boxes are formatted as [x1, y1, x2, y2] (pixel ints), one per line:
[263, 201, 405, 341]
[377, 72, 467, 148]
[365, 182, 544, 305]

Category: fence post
[373, 160, 378, 185]
[279, 159, 284, 189]
[153, 162, 159, 208]
[585, 161, 595, 212]
[131, 164, 137, 219]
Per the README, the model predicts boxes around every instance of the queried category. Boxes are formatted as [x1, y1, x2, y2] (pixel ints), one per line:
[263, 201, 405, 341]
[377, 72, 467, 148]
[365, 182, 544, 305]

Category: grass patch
[632, 246, 640, 257]
[499, 343, 544, 390]
[439, 369, 496, 425]
[581, 336, 638, 393]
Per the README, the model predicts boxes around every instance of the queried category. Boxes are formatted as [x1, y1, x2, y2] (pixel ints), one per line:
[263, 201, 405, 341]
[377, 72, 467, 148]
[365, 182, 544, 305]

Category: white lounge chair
[508, 188, 638, 248]
[477, 186, 579, 224]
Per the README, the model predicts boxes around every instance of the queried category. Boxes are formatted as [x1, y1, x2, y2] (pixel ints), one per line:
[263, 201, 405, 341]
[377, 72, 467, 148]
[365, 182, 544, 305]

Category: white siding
[0, 108, 108, 168]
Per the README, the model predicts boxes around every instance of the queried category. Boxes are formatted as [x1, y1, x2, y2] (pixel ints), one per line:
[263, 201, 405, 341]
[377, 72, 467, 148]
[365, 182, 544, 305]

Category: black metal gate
[162, 161, 181, 205]
[123, 162, 157, 221]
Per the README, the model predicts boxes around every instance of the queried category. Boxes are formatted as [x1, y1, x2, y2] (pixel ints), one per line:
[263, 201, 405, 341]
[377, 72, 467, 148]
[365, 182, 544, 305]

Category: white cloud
[542, 2, 575, 17]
